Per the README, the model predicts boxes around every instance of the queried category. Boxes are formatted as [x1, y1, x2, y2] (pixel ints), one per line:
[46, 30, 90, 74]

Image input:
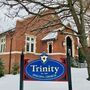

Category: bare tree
[0, 0, 90, 80]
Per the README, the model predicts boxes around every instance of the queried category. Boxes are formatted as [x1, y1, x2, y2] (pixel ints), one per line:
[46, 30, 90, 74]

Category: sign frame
[19, 51, 72, 90]
[23, 53, 67, 81]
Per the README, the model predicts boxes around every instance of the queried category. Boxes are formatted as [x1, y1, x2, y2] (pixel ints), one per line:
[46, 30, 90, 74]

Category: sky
[0, 0, 48, 33]
[0, 0, 77, 33]
[0, 0, 89, 33]
[0, 2, 28, 33]
[0, 6, 17, 32]
[0, 1, 16, 31]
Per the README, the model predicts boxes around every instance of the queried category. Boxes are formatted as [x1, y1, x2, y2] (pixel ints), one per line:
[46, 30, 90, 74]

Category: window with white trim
[47, 41, 53, 53]
[0, 36, 6, 52]
[26, 36, 36, 53]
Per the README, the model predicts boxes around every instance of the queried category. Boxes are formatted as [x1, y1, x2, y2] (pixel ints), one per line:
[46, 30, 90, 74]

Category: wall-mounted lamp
[76, 43, 81, 49]
[62, 40, 66, 46]
[76, 45, 79, 49]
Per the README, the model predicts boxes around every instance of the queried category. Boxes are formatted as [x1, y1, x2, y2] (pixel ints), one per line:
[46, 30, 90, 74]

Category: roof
[42, 32, 58, 41]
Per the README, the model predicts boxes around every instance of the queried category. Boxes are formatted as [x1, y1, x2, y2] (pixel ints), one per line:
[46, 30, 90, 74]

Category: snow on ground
[0, 68, 90, 90]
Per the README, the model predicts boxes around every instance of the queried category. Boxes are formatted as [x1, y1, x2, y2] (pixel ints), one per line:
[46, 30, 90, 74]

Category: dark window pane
[26, 43, 29, 52]
[31, 38, 34, 42]
[27, 37, 30, 41]
[49, 44, 52, 53]
[1, 39, 3, 42]
[31, 43, 34, 52]
[3, 44, 5, 51]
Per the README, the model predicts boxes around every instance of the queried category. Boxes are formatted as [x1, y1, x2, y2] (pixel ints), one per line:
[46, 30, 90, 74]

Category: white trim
[48, 53, 66, 55]
[0, 51, 66, 55]
[25, 35, 36, 53]
[0, 51, 21, 55]
[53, 26, 65, 31]
[0, 51, 78, 57]
[34, 52, 66, 55]
[47, 41, 53, 53]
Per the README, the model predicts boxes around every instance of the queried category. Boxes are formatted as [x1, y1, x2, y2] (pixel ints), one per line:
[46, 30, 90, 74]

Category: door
[66, 36, 72, 57]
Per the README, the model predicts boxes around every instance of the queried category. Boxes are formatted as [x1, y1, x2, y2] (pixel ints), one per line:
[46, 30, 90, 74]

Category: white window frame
[47, 41, 53, 53]
[25, 35, 36, 53]
[0, 36, 6, 53]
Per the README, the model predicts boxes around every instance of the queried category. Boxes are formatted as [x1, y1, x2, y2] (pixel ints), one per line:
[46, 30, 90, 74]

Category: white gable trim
[42, 32, 58, 41]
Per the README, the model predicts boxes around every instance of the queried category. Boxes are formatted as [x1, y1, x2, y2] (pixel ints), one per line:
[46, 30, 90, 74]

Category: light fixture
[62, 40, 66, 46]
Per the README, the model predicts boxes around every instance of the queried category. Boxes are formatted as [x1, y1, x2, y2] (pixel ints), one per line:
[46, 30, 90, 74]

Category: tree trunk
[80, 44, 90, 80]
[79, 30, 90, 80]
[79, 37, 90, 80]
[67, 0, 90, 80]
[84, 48, 90, 80]
[87, 63, 90, 80]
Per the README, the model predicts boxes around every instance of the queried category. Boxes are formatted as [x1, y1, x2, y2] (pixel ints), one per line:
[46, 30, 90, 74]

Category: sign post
[20, 51, 24, 90]
[67, 49, 72, 90]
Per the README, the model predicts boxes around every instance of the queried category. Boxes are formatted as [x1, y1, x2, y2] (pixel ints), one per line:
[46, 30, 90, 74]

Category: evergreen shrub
[0, 59, 4, 77]
[12, 63, 19, 75]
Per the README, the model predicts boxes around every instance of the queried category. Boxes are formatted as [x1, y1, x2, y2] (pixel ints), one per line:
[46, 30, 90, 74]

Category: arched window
[66, 36, 72, 57]
[47, 41, 53, 53]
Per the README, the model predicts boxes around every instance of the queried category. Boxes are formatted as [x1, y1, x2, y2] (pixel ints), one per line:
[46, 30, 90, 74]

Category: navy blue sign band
[25, 52, 66, 81]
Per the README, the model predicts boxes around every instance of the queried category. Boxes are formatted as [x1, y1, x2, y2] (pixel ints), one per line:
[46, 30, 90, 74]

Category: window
[0, 36, 6, 52]
[47, 41, 53, 53]
[26, 36, 36, 53]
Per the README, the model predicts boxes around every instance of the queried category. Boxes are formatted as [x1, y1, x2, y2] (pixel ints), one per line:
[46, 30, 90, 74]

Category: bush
[0, 59, 4, 77]
[12, 63, 19, 75]
[70, 57, 78, 67]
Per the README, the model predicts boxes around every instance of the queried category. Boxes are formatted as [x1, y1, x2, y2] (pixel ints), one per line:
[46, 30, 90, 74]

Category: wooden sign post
[20, 51, 24, 90]
[67, 49, 72, 90]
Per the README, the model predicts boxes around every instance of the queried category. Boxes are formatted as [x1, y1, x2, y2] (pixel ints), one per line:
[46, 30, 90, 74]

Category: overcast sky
[0, 0, 78, 33]
[0, 0, 64, 33]
[0, 6, 19, 33]
[0, 3, 29, 33]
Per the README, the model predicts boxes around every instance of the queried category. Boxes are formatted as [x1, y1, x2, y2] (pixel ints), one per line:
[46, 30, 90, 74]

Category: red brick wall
[0, 10, 78, 73]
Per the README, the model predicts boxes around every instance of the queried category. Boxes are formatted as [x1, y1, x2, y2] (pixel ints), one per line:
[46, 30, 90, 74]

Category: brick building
[0, 10, 78, 73]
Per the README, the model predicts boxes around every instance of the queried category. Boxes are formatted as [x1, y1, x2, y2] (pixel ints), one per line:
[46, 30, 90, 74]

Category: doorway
[66, 36, 73, 57]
